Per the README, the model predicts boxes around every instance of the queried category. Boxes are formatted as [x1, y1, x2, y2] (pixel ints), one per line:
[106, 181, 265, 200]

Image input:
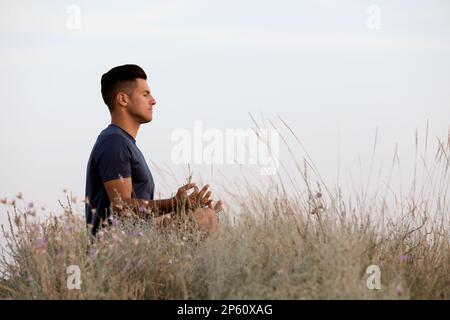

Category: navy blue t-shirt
[85, 124, 155, 235]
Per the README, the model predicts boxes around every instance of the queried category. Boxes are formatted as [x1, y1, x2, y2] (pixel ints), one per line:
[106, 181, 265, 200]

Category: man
[85, 64, 222, 236]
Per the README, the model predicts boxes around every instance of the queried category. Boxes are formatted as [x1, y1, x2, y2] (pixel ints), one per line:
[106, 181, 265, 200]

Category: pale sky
[0, 0, 449, 240]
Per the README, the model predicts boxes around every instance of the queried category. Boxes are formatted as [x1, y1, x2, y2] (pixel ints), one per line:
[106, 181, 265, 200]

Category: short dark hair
[101, 64, 147, 111]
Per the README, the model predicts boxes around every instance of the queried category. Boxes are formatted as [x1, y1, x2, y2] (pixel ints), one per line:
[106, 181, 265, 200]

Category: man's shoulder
[92, 130, 132, 156]
[97, 131, 129, 144]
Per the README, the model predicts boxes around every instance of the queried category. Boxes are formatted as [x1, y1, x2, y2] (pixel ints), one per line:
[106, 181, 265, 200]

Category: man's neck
[110, 116, 140, 140]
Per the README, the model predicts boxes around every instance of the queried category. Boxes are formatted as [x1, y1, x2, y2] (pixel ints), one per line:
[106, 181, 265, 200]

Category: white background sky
[0, 0, 449, 239]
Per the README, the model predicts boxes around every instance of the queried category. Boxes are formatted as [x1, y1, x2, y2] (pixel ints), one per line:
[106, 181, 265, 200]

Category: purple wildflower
[36, 236, 48, 250]
[90, 248, 99, 260]
[395, 285, 404, 295]
[109, 216, 118, 227]
[133, 230, 144, 237]
[399, 255, 407, 263]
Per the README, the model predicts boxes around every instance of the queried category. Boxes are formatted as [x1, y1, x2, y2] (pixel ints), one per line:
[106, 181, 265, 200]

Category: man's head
[101, 64, 156, 123]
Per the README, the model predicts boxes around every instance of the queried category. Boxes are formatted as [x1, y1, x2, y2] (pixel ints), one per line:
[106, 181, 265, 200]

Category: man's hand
[191, 200, 223, 236]
[207, 199, 223, 213]
[174, 183, 212, 211]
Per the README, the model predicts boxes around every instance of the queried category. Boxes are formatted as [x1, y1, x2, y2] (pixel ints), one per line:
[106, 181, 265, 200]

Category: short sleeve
[97, 135, 132, 183]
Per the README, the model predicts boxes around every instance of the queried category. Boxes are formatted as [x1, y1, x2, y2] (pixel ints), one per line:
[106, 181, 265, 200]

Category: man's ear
[116, 92, 129, 107]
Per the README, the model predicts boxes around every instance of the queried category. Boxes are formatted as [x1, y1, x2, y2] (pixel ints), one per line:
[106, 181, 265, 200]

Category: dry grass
[0, 124, 448, 300]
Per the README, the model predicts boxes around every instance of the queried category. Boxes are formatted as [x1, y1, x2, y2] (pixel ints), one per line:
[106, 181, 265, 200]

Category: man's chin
[140, 117, 153, 124]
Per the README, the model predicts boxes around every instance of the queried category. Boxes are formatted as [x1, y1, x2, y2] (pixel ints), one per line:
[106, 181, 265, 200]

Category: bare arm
[104, 177, 174, 218]
[104, 177, 212, 219]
